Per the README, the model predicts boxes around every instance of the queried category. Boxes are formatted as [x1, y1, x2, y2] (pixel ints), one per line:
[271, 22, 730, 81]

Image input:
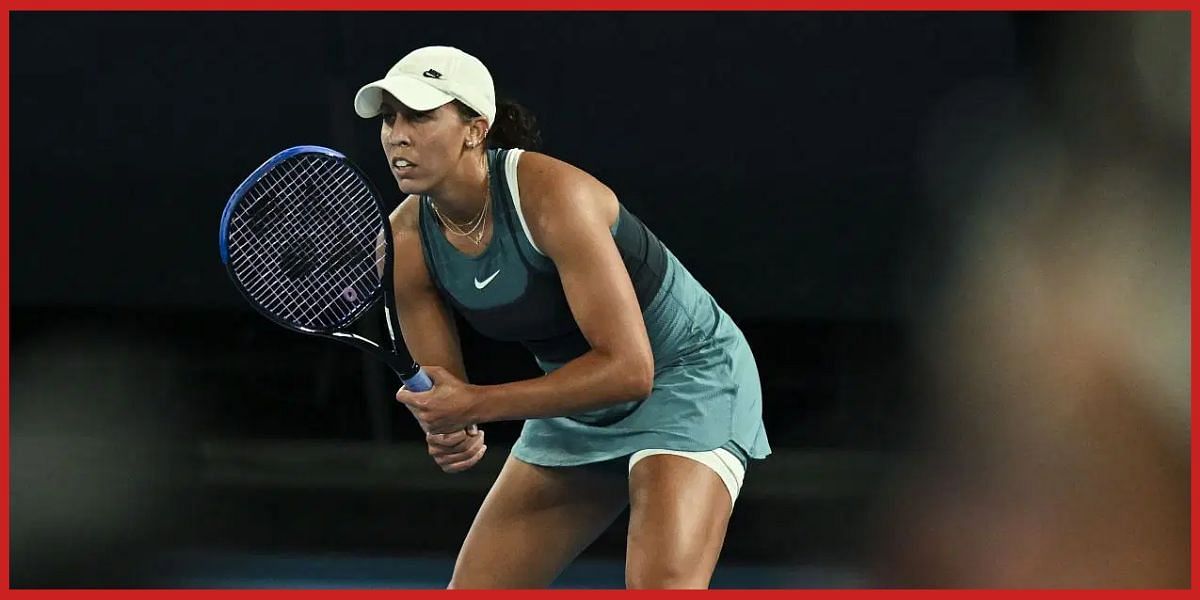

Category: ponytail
[487, 99, 542, 150]
[454, 99, 543, 151]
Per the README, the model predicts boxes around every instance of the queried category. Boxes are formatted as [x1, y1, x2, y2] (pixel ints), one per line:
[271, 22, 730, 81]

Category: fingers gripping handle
[398, 367, 477, 436]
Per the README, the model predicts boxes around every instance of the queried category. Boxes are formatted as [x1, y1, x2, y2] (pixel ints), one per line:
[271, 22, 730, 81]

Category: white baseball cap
[353, 46, 496, 125]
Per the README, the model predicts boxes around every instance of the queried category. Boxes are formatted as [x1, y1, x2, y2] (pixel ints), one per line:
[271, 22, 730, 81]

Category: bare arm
[392, 196, 486, 472]
[390, 195, 468, 382]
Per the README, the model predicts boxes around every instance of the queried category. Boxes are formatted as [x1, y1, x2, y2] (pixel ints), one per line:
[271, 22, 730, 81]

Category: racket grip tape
[402, 368, 433, 393]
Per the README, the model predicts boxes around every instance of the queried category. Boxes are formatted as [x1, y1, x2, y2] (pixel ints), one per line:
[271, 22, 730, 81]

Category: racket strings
[235, 158, 380, 324]
[232, 160, 364, 308]
[227, 154, 387, 330]
[235, 191, 379, 324]
[241, 162, 364, 259]
[235, 162, 374, 304]
[236, 159, 363, 270]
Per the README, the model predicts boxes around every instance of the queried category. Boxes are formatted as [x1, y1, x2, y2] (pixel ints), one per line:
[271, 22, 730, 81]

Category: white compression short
[627, 447, 747, 508]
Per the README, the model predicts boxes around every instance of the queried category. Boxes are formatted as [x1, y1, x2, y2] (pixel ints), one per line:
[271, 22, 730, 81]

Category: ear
[465, 117, 489, 149]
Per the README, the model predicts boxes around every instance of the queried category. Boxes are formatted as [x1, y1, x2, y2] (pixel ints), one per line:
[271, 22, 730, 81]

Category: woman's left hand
[395, 365, 482, 435]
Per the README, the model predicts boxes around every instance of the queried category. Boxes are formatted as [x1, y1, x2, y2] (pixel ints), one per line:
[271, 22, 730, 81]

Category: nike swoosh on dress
[474, 270, 501, 289]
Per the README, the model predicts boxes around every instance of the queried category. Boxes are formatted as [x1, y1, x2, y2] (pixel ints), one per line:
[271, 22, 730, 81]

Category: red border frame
[1, 6, 9, 595]
[1191, 6, 1198, 595]
[0, 1, 1196, 9]
[1, 4, 1195, 595]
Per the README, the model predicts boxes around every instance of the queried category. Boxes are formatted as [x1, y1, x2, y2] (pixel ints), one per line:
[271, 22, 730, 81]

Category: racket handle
[402, 368, 433, 393]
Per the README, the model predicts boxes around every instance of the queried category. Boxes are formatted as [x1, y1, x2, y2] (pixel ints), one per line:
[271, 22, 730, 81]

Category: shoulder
[513, 151, 618, 236]
[389, 194, 422, 236]
[389, 195, 427, 268]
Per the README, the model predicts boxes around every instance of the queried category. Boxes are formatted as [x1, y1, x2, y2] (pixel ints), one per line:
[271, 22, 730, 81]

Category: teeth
[393, 159, 413, 168]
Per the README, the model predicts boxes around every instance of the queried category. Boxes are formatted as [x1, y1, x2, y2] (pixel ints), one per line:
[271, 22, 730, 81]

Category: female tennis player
[354, 46, 771, 589]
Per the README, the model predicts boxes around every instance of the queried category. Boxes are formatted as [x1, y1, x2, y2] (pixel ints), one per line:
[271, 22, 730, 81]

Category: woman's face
[378, 92, 472, 195]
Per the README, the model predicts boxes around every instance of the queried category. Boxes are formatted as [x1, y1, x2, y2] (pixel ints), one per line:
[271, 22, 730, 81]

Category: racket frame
[218, 145, 428, 386]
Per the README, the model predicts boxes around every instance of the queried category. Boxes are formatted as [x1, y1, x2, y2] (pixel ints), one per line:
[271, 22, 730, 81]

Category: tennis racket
[218, 145, 432, 393]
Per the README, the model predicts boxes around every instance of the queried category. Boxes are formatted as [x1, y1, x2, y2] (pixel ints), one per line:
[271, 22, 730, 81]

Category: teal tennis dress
[418, 149, 770, 468]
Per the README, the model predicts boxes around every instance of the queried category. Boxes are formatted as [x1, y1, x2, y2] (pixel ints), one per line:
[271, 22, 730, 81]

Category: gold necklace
[431, 154, 490, 245]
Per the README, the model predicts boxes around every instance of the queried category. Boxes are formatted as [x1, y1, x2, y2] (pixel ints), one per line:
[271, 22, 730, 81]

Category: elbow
[621, 350, 655, 400]
[595, 343, 654, 401]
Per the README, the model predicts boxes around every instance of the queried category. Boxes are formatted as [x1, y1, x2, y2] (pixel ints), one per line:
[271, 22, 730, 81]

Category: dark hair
[454, 99, 542, 151]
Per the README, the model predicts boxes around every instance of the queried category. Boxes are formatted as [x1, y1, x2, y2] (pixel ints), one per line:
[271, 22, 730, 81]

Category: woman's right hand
[426, 424, 487, 473]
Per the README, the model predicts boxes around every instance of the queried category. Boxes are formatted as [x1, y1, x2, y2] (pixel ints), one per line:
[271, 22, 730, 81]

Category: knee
[448, 571, 490, 590]
[626, 556, 711, 589]
[447, 558, 482, 589]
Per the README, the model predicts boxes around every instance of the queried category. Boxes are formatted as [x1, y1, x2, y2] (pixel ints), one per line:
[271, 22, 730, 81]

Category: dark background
[11, 11, 1181, 588]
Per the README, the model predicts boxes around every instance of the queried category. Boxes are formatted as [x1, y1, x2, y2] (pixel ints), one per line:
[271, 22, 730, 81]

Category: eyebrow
[379, 102, 431, 118]
[404, 109, 437, 122]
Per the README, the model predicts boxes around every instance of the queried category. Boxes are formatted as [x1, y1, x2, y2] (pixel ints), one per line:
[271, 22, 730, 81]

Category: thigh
[450, 453, 630, 589]
[625, 454, 734, 589]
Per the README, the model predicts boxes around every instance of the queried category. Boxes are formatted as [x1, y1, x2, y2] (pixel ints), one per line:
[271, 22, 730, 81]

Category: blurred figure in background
[10, 322, 195, 587]
[874, 12, 1189, 588]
